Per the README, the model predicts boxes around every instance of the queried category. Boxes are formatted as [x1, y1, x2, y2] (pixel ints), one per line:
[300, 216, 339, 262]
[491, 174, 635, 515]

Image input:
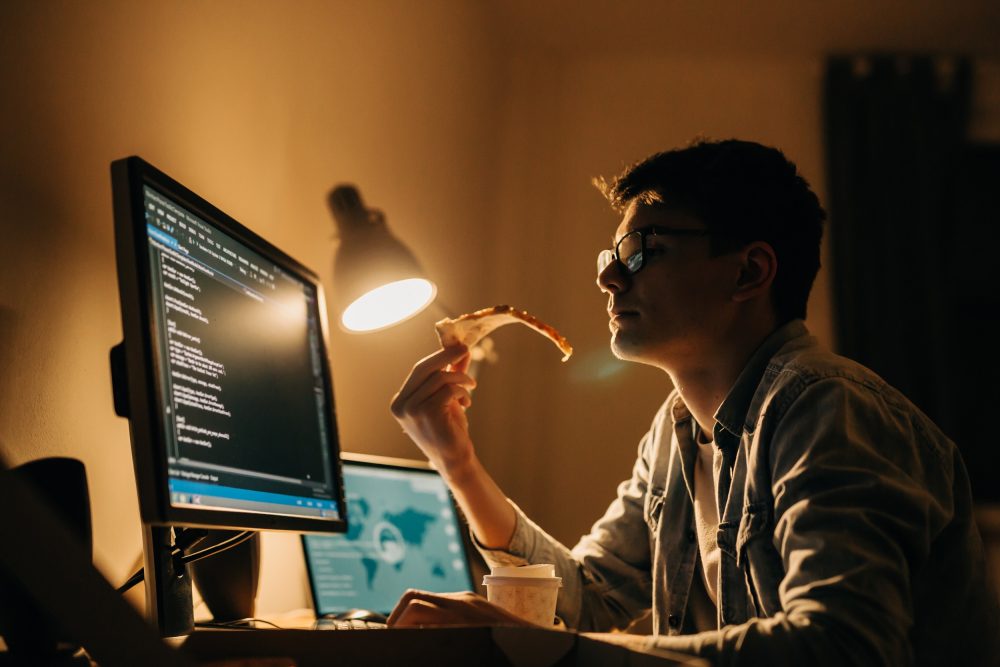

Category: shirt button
[687, 530, 696, 543]
[668, 614, 680, 628]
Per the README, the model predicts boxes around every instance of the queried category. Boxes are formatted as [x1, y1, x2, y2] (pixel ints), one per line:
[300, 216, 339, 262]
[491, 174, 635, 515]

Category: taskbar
[168, 478, 341, 520]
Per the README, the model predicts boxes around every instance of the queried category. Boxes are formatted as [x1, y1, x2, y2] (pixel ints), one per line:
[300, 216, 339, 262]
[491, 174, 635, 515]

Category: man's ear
[732, 241, 777, 303]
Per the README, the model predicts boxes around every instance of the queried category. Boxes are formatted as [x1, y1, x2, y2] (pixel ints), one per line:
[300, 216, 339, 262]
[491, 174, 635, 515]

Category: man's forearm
[439, 452, 516, 550]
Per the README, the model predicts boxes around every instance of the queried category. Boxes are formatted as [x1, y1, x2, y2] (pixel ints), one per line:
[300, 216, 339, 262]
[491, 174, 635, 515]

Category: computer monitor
[110, 157, 347, 636]
[303, 454, 477, 619]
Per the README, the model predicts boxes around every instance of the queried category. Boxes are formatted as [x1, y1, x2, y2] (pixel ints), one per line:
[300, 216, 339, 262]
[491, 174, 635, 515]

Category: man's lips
[608, 308, 639, 323]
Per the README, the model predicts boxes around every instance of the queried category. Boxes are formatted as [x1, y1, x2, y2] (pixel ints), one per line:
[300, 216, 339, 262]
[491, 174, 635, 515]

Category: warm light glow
[341, 278, 436, 332]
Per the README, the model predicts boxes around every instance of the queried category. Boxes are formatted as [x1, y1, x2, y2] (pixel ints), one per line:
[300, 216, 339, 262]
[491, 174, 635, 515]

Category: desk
[179, 626, 704, 667]
[0, 473, 702, 666]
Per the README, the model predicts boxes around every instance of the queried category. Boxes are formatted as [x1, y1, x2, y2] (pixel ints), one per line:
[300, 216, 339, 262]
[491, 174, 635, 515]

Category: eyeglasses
[597, 225, 712, 276]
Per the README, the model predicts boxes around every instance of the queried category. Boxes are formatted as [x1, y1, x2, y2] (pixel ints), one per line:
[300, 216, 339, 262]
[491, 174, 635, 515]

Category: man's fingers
[387, 589, 426, 626]
[391, 345, 469, 415]
[390, 594, 475, 628]
[388, 590, 473, 625]
[390, 599, 443, 628]
[406, 345, 469, 393]
[388, 589, 532, 629]
[388, 589, 440, 625]
[449, 353, 472, 375]
[400, 371, 475, 415]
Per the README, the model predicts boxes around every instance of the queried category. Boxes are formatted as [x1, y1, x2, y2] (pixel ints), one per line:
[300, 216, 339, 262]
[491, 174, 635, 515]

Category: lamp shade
[328, 185, 437, 332]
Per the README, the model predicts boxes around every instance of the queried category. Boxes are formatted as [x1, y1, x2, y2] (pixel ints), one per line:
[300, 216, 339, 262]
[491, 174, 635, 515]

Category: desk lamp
[328, 185, 437, 332]
[327, 186, 499, 377]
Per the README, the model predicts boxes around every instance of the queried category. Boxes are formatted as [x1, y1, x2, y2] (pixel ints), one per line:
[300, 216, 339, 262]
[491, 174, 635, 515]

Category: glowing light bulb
[341, 278, 436, 332]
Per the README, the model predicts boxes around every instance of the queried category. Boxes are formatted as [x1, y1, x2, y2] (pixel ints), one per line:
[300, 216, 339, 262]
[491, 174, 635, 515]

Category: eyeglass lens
[618, 232, 643, 273]
[597, 249, 613, 274]
[597, 231, 644, 276]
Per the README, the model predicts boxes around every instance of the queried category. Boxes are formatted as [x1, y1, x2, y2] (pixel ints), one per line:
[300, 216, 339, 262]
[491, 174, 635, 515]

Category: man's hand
[390, 344, 516, 550]
[390, 345, 477, 475]
[387, 590, 533, 628]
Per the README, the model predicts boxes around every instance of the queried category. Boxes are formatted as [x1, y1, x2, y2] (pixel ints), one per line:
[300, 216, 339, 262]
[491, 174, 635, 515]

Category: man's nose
[597, 260, 628, 294]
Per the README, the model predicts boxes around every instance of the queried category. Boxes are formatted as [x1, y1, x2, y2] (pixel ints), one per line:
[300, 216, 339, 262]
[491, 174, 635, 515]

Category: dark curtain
[824, 55, 1000, 502]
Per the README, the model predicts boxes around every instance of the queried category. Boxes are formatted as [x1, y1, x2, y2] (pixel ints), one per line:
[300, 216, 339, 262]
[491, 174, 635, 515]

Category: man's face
[597, 202, 741, 369]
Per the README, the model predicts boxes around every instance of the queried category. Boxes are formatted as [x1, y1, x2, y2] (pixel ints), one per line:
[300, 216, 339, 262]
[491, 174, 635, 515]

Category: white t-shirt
[692, 430, 723, 608]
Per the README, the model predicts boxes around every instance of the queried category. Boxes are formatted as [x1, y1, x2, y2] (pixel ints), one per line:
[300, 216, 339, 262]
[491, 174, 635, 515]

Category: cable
[116, 527, 209, 593]
[173, 527, 210, 553]
[116, 568, 145, 594]
[195, 618, 282, 630]
[115, 528, 255, 594]
[178, 531, 254, 565]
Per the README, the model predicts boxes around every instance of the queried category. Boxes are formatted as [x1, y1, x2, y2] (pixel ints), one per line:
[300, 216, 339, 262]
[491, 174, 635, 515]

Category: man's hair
[596, 139, 826, 323]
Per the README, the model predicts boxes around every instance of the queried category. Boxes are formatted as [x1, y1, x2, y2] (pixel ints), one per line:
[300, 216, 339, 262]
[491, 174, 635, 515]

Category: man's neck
[668, 318, 778, 436]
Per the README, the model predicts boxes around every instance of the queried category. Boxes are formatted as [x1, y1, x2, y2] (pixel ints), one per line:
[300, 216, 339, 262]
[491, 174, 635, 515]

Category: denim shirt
[477, 320, 1000, 665]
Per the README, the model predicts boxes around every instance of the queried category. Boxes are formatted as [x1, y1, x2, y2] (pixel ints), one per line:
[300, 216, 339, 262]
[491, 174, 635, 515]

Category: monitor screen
[303, 457, 475, 616]
[112, 157, 346, 533]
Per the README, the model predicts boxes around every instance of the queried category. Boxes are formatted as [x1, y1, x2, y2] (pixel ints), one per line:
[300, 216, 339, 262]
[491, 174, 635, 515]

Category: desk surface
[179, 626, 707, 667]
[181, 626, 574, 667]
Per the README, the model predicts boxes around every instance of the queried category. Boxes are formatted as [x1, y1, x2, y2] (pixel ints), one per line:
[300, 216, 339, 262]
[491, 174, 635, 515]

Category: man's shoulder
[767, 336, 894, 399]
[759, 338, 953, 451]
[754, 337, 932, 431]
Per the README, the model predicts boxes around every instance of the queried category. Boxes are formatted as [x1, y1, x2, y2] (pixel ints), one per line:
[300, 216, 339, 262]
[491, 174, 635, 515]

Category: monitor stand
[112, 343, 195, 637]
[143, 524, 195, 638]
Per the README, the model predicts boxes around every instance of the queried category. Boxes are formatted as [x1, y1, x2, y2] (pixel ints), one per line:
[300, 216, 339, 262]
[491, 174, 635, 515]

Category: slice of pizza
[435, 305, 573, 362]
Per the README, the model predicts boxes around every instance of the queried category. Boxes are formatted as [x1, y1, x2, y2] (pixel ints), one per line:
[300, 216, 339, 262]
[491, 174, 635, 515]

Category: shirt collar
[714, 319, 810, 438]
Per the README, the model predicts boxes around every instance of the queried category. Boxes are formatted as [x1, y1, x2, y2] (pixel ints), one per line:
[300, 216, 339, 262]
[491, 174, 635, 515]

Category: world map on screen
[346, 497, 445, 588]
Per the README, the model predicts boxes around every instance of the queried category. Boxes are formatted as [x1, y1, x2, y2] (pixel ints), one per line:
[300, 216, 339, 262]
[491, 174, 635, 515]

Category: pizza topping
[435, 305, 573, 362]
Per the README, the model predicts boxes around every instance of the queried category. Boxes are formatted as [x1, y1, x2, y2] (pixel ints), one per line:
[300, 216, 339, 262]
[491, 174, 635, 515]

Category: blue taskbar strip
[169, 478, 340, 519]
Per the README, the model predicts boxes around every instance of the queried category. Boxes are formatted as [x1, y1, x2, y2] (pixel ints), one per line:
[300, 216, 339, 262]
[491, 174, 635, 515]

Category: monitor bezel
[112, 156, 346, 533]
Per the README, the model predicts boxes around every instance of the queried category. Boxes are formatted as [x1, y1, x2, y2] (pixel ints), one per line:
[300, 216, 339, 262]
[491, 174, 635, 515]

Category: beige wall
[2, 1, 998, 617]
[0, 0, 503, 612]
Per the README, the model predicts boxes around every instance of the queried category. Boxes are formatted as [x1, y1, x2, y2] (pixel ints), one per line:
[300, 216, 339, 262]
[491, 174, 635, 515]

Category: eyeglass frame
[597, 225, 714, 276]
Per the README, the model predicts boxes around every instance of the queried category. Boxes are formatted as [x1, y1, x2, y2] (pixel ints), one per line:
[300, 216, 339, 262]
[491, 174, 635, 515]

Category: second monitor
[303, 454, 477, 620]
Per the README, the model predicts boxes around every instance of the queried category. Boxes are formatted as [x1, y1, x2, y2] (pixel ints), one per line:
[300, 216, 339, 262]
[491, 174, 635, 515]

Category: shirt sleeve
[474, 429, 656, 631]
[643, 376, 977, 664]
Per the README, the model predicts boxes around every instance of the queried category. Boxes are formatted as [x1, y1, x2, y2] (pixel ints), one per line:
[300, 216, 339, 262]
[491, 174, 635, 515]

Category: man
[387, 139, 999, 664]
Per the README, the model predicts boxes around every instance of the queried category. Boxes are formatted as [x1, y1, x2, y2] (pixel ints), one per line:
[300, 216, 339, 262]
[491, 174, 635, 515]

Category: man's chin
[610, 334, 644, 362]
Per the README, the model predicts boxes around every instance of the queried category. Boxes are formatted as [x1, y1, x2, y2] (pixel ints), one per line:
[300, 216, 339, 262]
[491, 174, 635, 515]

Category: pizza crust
[435, 305, 573, 362]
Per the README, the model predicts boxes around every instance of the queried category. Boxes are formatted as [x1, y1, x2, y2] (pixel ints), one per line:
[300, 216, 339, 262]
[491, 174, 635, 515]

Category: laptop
[302, 454, 478, 628]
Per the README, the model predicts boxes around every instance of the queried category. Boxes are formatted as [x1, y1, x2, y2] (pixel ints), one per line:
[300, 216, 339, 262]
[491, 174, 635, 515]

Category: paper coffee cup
[483, 564, 561, 627]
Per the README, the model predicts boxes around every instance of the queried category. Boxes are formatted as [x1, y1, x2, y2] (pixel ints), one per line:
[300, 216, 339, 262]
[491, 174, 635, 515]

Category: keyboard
[315, 618, 387, 630]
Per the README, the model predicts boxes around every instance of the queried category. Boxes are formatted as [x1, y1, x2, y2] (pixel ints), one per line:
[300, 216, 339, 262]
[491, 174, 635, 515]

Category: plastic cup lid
[489, 563, 555, 578]
[482, 575, 562, 587]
